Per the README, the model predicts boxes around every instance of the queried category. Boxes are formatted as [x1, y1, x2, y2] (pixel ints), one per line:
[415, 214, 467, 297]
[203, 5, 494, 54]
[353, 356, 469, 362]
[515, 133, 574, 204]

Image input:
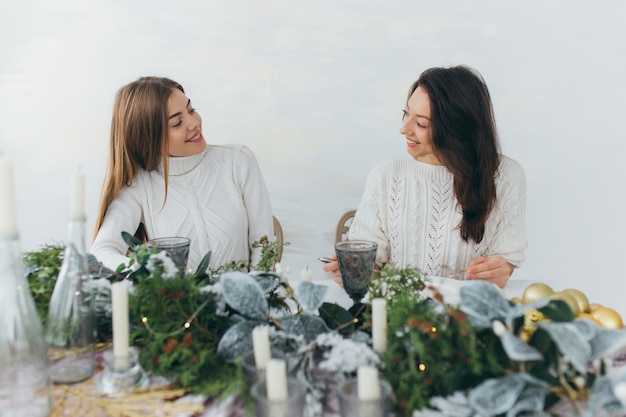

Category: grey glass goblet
[146, 237, 191, 276]
[334, 240, 378, 304]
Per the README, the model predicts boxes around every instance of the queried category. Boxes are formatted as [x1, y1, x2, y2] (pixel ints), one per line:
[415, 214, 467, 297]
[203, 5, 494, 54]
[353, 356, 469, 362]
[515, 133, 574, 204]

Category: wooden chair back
[335, 209, 356, 243]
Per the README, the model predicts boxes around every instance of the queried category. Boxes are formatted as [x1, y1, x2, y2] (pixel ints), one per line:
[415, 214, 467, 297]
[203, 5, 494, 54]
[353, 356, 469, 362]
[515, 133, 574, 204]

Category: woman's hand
[466, 256, 514, 288]
[322, 254, 343, 287]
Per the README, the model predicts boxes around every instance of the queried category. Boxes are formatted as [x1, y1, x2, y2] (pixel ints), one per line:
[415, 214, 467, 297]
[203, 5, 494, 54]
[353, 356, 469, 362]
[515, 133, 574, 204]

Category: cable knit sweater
[348, 156, 527, 277]
[91, 145, 274, 272]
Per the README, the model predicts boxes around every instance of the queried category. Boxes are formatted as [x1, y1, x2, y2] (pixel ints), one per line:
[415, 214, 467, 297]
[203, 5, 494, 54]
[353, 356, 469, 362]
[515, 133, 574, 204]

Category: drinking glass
[334, 240, 378, 304]
[147, 237, 191, 276]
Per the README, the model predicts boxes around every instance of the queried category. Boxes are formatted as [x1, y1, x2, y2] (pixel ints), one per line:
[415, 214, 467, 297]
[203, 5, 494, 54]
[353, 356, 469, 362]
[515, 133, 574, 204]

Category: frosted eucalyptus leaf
[501, 331, 543, 361]
[589, 328, 626, 360]
[538, 322, 590, 373]
[572, 318, 598, 341]
[295, 282, 328, 313]
[504, 387, 547, 417]
[254, 275, 280, 294]
[468, 374, 526, 415]
[428, 392, 474, 417]
[459, 281, 510, 328]
[411, 409, 447, 417]
[279, 315, 329, 342]
[220, 271, 267, 320]
[217, 320, 261, 362]
[587, 376, 621, 415]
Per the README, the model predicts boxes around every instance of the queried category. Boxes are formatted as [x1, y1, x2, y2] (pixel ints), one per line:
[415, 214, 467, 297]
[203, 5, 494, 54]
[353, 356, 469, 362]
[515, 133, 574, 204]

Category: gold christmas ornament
[590, 307, 624, 329]
[522, 283, 554, 303]
[563, 288, 590, 314]
[524, 309, 546, 325]
[510, 297, 523, 304]
[589, 303, 604, 312]
[549, 291, 581, 317]
[576, 313, 602, 326]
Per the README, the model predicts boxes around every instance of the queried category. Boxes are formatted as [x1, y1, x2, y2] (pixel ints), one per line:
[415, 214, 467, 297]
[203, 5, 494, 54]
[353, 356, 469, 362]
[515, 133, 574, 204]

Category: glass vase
[45, 217, 96, 384]
[0, 237, 52, 417]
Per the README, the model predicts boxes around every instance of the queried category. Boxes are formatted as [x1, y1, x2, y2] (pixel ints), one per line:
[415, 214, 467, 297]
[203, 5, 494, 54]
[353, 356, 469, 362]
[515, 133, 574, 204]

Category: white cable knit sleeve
[483, 157, 528, 268]
[348, 164, 390, 266]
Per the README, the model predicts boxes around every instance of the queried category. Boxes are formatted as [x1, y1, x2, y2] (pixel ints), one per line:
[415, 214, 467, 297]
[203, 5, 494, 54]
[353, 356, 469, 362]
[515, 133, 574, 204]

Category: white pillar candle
[266, 358, 288, 401]
[371, 298, 387, 354]
[252, 326, 271, 370]
[300, 267, 313, 282]
[70, 167, 85, 220]
[274, 262, 282, 274]
[357, 365, 381, 400]
[0, 158, 18, 239]
[111, 281, 130, 370]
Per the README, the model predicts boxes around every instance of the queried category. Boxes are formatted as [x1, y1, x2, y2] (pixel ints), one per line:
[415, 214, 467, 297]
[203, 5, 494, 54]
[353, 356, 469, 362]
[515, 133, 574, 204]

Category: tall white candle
[372, 298, 387, 354]
[70, 167, 85, 220]
[266, 358, 288, 401]
[0, 158, 18, 239]
[252, 326, 271, 370]
[300, 267, 313, 282]
[111, 281, 130, 370]
[357, 365, 381, 400]
[274, 262, 282, 274]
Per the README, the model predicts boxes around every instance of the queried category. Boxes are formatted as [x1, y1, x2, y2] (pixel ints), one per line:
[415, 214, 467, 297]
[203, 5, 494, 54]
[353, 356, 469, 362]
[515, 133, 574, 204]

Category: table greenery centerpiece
[25, 235, 626, 417]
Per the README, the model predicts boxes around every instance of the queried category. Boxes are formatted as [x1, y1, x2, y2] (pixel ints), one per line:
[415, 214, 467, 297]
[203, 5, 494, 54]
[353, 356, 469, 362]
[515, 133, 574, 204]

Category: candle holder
[250, 378, 306, 417]
[337, 377, 393, 417]
[96, 347, 149, 397]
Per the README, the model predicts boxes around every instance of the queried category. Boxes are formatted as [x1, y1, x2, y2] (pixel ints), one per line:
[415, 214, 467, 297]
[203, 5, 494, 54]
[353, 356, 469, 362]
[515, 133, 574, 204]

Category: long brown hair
[93, 77, 184, 239]
[410, 66, 501, 243]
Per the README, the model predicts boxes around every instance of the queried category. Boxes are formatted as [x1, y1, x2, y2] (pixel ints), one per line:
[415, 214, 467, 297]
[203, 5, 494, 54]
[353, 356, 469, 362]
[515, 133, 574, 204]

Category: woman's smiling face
[400, 86, 441, 166]
[167, 88, 206, 157]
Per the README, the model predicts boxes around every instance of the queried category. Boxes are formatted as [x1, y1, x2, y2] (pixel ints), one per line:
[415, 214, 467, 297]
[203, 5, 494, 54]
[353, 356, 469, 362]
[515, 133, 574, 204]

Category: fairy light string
[140, 299, 211, 337]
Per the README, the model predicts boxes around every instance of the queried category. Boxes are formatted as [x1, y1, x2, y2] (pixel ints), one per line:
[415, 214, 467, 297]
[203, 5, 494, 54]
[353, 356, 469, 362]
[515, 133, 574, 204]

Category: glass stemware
[334, 240, 378, 304]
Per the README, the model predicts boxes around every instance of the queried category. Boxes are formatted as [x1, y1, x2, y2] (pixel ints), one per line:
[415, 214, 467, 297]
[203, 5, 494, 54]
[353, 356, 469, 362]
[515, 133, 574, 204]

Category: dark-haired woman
[324, 65, 526, 288]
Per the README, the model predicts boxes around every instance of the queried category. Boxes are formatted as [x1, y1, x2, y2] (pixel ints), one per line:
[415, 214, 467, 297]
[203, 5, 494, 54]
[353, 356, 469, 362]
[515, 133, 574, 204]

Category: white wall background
[2, 1, 625, 316]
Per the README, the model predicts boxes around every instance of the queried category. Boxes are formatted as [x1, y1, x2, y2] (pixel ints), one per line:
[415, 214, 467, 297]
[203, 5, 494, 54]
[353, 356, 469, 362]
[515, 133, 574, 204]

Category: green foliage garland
[24, 243, 64, 324]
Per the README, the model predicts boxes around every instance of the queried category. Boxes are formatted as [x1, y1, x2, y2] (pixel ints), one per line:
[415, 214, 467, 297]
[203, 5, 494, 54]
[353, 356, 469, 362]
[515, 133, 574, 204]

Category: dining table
[47, 275, 544, 417]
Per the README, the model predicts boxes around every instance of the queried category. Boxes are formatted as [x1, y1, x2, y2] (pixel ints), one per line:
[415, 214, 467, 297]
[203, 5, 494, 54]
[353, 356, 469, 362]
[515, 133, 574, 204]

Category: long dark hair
[410, 65, 501, 243]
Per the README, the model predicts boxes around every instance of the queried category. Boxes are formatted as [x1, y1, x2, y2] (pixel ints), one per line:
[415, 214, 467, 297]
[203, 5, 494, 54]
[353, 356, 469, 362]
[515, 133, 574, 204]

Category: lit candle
[266, 358, 288, 401]
[357, 365, 381, 400]
[252, 326, 271, 370]
[300, 267, 313, 282]
[70, 166, 85, 220]
[371, 298, 387, 354]
[0, 158, 18, 239]
[111, 281, 130, 370]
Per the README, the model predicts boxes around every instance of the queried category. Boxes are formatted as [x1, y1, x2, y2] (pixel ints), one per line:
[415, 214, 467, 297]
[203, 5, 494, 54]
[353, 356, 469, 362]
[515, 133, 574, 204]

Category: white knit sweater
[91, 145, 274, 272]
[348, 156, 527, 276]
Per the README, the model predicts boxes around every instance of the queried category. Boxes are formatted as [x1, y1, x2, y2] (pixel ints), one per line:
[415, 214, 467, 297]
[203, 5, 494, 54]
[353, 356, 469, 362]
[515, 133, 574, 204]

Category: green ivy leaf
[538, 299, 575, 322]
[121, 231, 143, 248]
[319, 303, 354, 335]
[194, 250, 212, 277]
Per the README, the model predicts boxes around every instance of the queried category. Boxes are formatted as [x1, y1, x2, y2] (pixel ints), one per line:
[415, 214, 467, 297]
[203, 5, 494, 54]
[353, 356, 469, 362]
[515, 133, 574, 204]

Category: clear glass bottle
[0, 238, 52, 416]
[45, 216, 96, 383]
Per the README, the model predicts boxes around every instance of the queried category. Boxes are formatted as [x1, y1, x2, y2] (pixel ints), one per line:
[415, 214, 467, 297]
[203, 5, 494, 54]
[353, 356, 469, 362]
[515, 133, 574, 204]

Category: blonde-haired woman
[92, 76, 274, 272]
